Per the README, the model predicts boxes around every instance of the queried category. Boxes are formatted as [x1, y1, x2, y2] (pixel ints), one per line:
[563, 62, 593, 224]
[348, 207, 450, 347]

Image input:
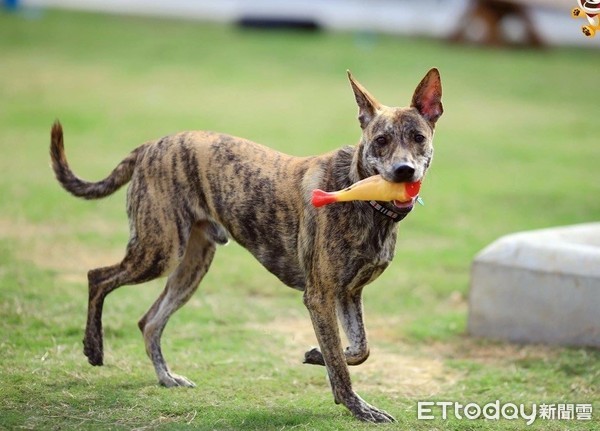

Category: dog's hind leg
[138, 222, 216, 388]
[84, 235, 178, 366]
[84, 205, 187, 367]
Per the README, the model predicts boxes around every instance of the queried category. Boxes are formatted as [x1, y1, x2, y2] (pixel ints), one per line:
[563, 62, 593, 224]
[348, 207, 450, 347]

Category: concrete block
[468, 223, 600, 347]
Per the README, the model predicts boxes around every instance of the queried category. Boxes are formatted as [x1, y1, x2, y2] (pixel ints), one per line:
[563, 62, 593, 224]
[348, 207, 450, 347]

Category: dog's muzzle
[390, 162, 416, 183]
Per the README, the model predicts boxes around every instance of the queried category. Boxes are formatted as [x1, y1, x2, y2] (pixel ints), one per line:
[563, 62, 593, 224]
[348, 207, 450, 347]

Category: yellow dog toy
[311, 175, 421, 208]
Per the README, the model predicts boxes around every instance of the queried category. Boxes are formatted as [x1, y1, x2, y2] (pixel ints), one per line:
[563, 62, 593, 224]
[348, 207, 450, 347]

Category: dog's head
[348, 69, 442, 207]
[578, 0, 600, 14]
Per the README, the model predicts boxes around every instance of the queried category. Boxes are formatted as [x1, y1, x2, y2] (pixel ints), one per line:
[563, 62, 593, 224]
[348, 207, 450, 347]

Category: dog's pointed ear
[347, 70, 381, 129]
[411, 68, 443, 125]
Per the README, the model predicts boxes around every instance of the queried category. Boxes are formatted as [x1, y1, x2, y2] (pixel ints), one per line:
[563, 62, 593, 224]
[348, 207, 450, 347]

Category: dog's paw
[303, 347, 325, 366]
[303, 346, 369, 366]
[351, 399, 396, 423]
[158, 372, 196, 388]
[83, 339, 103, 366]
[572, 7, 582, 18]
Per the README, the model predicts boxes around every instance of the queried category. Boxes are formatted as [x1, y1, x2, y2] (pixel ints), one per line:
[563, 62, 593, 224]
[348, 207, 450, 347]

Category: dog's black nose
[391, 163, 415, 182]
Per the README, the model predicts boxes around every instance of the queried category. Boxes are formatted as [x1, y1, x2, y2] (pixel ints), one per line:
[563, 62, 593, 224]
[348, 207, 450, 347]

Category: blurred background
[9, 0, 599, 48]
[1, 1, 599, 429]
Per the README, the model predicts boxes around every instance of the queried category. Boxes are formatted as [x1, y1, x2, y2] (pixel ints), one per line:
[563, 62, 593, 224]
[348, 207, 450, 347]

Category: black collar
[368, 201, 410, 223]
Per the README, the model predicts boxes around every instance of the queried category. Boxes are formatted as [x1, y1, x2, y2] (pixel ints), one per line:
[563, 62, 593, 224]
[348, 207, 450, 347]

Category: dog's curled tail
[50, 121, 145, 199]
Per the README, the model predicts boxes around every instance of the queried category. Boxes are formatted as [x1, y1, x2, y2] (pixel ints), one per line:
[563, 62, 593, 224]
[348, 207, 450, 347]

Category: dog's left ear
[347, 70, 382, 129]
[411, 68, 443, 125]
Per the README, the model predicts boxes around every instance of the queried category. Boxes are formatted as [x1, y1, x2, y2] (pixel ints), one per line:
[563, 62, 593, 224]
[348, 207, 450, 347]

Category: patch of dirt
[0, 217, 125, 283]
[423, 336, 563, 367]
[248, 309, 567, 399]
[249, 312, 462, 398]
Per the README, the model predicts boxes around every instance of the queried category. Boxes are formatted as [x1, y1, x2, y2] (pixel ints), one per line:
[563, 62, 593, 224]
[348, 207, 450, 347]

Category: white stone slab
[468, 223, 600, 347]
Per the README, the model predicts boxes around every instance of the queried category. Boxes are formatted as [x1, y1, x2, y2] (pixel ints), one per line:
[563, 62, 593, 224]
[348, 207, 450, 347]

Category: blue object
[4, 0, 19, 11]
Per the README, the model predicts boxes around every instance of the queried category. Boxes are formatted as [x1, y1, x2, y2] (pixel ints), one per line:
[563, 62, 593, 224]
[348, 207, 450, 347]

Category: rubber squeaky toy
[311, 174, 422, 208]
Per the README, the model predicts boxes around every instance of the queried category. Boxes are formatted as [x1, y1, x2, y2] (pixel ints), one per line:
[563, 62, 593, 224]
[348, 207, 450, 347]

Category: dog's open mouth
[392, 197, 416, 213]
[391, 180, 422, 213]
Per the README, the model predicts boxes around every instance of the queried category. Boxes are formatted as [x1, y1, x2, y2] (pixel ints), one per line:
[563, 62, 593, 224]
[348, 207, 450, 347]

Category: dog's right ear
[347, 70, 381, 129]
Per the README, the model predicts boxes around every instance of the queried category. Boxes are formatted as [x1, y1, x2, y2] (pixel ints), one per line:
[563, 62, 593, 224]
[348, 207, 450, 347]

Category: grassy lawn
[1, 8, 599, 430]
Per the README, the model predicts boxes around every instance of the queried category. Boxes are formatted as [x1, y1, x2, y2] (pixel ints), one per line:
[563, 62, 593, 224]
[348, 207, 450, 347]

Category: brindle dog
[50, 69, 442, 423]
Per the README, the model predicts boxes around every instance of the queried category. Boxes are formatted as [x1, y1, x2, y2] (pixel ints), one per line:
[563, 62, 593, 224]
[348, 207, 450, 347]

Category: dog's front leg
[304, 288, 369, 366]
[303, 286, 395, 423]
[337, 288, 370, 365]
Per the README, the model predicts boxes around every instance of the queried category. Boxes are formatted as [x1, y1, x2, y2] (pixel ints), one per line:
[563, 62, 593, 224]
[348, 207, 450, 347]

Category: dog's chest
[345, 226, 397, 291]
[347, 260, 389, 292]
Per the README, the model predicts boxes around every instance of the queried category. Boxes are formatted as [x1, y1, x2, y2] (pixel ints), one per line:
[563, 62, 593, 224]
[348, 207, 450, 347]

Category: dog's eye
[414, 134, 425, 144]
[375, 136, 388, 145]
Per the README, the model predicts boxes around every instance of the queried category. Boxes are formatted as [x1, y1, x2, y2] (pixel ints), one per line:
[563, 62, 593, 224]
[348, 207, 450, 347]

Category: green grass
[1, 7, 599, 430]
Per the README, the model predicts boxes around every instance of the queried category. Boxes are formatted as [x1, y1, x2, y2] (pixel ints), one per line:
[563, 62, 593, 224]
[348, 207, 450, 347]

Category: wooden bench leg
[450, 0, 544, 47]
